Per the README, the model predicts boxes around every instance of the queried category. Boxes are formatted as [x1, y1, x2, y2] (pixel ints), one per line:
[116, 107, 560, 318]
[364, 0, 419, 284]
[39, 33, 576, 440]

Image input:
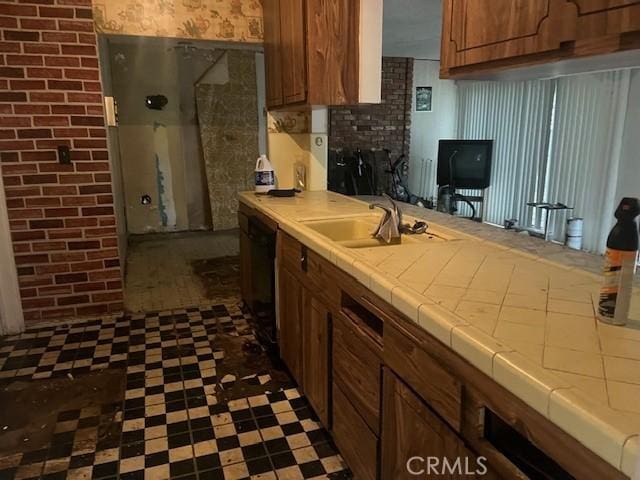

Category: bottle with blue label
[255, 154, 275, 194]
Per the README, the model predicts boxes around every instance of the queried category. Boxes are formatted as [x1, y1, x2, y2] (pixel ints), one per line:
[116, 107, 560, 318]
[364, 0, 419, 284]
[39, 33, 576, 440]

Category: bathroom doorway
[98, 35, 267, 312]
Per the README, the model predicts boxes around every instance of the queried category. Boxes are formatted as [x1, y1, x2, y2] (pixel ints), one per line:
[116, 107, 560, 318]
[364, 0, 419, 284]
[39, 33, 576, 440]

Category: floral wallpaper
[92, 0, 263, 43]
[268, 111, 310, 134]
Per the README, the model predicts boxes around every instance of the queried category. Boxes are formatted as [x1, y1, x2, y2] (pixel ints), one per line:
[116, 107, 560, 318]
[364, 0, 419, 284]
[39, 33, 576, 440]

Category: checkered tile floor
[0, 304, 351, 480]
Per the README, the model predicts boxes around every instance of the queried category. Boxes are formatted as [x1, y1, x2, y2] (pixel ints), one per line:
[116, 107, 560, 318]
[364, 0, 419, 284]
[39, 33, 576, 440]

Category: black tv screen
[437, 140, 493, 189]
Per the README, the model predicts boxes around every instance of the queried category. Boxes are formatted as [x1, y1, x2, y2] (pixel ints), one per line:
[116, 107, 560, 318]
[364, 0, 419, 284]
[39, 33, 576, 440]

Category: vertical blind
[456, 80, 555, 227]
[454, 70, 633, 253]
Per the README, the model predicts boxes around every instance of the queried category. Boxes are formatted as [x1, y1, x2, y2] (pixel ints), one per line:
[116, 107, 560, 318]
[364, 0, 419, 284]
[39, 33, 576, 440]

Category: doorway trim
[0, 172, 24, 335]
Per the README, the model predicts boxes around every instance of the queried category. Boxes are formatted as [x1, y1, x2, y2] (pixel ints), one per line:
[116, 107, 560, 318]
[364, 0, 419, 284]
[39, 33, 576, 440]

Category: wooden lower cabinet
[381, 368, 499, 480]
[333, 383, 378, 480]
[278, 266, 304, 384]
[302, 294, 330, 427]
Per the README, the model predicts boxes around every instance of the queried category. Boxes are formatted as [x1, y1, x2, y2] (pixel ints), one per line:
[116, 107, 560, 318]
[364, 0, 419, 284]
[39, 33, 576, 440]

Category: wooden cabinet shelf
[263, 0, 383, 109]
[440, 0, 640, 79]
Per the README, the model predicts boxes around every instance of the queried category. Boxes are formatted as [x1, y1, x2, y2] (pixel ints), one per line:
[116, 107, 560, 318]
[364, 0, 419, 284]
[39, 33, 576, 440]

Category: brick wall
[0, 0, 123, 323]
[329, 57, 414, 160]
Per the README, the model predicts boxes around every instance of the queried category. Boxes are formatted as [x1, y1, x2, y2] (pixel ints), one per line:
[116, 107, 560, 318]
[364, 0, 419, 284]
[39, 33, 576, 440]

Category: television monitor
[437, 140, 493, 189]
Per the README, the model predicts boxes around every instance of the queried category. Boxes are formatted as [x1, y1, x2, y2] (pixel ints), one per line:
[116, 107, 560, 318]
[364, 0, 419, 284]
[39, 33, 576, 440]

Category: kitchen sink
[301, 216, 454, 248]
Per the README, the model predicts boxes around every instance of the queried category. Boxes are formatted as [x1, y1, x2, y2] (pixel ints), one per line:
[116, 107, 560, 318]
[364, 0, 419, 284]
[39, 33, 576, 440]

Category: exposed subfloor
[0, 302, 350, 480]
[124, 231, 240, 313]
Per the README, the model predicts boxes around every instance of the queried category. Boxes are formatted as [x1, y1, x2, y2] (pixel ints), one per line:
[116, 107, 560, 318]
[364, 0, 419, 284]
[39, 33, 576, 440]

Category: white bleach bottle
[255, 154, 275, 193]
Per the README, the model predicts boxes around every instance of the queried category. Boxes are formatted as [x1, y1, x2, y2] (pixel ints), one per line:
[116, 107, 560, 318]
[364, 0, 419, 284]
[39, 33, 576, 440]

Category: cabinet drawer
[333, 311, 382, 435]
[332, 383, 378, 480]
[385, 320, 463, 431]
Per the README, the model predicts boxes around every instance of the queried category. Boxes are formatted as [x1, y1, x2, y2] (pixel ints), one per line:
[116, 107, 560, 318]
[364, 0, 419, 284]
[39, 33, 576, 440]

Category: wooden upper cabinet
[264, 0, 283, 107]
[279, 0, 307, 104]
[441, 0, 640, 78]
[263, 0, 383, 109]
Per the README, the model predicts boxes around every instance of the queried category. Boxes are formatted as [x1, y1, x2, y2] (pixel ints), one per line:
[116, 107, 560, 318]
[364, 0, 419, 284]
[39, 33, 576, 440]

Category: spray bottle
[598, 197, 640, 326]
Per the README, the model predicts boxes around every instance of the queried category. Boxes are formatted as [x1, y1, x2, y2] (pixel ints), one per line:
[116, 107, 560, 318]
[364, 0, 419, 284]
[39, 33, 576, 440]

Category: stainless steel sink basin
[301, 216, 455, 248]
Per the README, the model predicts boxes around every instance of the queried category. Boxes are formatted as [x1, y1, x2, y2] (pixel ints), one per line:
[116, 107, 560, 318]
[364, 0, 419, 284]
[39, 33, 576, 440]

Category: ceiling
[382, 0, 443, 60]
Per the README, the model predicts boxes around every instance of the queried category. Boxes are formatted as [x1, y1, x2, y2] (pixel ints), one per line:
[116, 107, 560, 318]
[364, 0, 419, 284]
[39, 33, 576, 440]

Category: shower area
[98, 36, 267, 311]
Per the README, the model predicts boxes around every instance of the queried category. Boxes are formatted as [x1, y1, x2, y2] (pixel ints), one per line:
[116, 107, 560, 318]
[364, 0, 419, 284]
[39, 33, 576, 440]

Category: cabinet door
[441, 0, 576, 74]
[263, 0, 283, 108]
[302, 294, 330, 427]
[381, 369, 499, 480]
[573, 0, 640, 39]
[279, 266, 303, 384]
[279, 0, 307, 104]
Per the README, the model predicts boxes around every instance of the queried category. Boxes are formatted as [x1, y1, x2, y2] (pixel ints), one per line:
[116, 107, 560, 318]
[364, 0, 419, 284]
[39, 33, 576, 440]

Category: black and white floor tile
[0, 304, 351, 480]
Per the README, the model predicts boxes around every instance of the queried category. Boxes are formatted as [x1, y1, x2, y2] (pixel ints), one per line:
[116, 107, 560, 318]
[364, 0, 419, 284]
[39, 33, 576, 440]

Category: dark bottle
[598, 197, 640, 325]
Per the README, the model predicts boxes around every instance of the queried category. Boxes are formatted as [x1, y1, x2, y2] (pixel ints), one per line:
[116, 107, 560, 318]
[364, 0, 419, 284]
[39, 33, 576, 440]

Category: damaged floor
[0, 303, 350, 480]
[124, 231, 240, 313]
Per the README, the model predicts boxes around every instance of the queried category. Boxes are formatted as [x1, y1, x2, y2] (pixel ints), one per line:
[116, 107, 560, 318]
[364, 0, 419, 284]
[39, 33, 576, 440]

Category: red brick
[49, 228, 82, 239]
[30, 91, 65, 102]
[14, 104, 50, 115]
[39, 285, 73, 296]
[32, 241, 66, 252]
[22, 297, 55, 309]
[0, 139, 34, 150]
[0, 116, 31, 127]
[67, 92, 101, 103]
[0, 91, 27, 102]
[44, 207, 78, 218]
[57, 294, 90, 306]
[79, 184, 110, 194]
[8, 208, 43, 220]
[18, 276, 53, 288]
[102, 237, 117, 248]
[40, 307, 76, 319]
[43, 185, 76, 195]
[80, 206, 113, 216]
[96, 194, 112, 204]
[83, 81, 101, 92]
[4, 30, 39, 42]
[58, 19, 93, 32]
[75, 8, 92, 19]
[41, 32, 76, 43]
[53, 127, 88, 137]
[14, 244, 32, 254]
[0, 129, 16, 140]
[6, 198, 24, 208]
[0, 17, 17, 29]
[17, 128, 52, 139]
[80, 57, 98, 68]
[15, 254, 49, 265]
[25, 197, 60, 207]
[70, 260, 103, 272]
[24, 43, 60, 55]
[65, 68, 98, 80]
[77, 162, 108, 172]
[12, 230, 45, 242]
[51, 252, 85, 262]
[55, 272, 87, 284]
[70, 115, 103, 126]
[20, 288, 38, 298]
[45, 56, 81, 68]
[86, 105, 103, 116]
[5, 186, 40, 197]
[0, 4, 38, 16]
[3, 163, 37, 174]
[20, 18, 57, 31]
[86, 248, 118, 260]
[38, 163, 75, 175]
[73, 138, 105, 148]
[61, 45, 95, 57]
[35, 139, 70, 149]
[7, 55, 44, 66]
[62, 195, 94, 206]
[47, 79, 83, 90]
[52, 104, 85, 114]
[76, 304, 108, 316]
[0, 66, 24, 78]
[92, 291, 122, 303]
[29, 219, 63, 229]
[69, 150, 90, 160]
[65, 217, 96, 227]
[59, 173, 92, 184]
[88, 269, 119, 281]
[0, 41, 20, 53]
[77, 33, 95, 44]
[26, 67, 62, 78]
[73, 281, 104, 292]
[89, 132, 107, 141]
[23, 174, 57, 185]
[37, 263, 70, 275]
[39, 6, 75, 18]
[22, 151, 56, 162]
[33, 116, 69, 126]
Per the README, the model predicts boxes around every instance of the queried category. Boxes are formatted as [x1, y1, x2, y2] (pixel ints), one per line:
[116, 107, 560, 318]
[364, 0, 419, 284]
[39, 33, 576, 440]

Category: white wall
[409, 60, 457, 200]
[615, 69, 640, 204]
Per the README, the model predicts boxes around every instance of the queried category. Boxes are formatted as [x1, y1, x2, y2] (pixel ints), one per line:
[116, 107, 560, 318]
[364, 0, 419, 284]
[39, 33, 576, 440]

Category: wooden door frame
[0, 172, 24, 335]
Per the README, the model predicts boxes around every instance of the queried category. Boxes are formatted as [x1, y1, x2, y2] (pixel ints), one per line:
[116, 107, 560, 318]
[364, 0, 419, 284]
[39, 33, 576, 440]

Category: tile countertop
[238, 190, 640, 477]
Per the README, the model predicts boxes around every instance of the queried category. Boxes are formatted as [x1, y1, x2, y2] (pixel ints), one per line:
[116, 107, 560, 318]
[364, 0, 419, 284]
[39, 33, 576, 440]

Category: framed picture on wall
[416, 86, 432, 112]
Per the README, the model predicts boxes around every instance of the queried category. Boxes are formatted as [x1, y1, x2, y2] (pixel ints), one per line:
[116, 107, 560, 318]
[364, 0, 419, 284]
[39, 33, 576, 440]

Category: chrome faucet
[369, 194, 403, 243]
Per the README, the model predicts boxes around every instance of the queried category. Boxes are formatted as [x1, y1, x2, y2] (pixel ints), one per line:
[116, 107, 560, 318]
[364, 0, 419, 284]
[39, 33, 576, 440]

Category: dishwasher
[246, 216, 277, 352]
